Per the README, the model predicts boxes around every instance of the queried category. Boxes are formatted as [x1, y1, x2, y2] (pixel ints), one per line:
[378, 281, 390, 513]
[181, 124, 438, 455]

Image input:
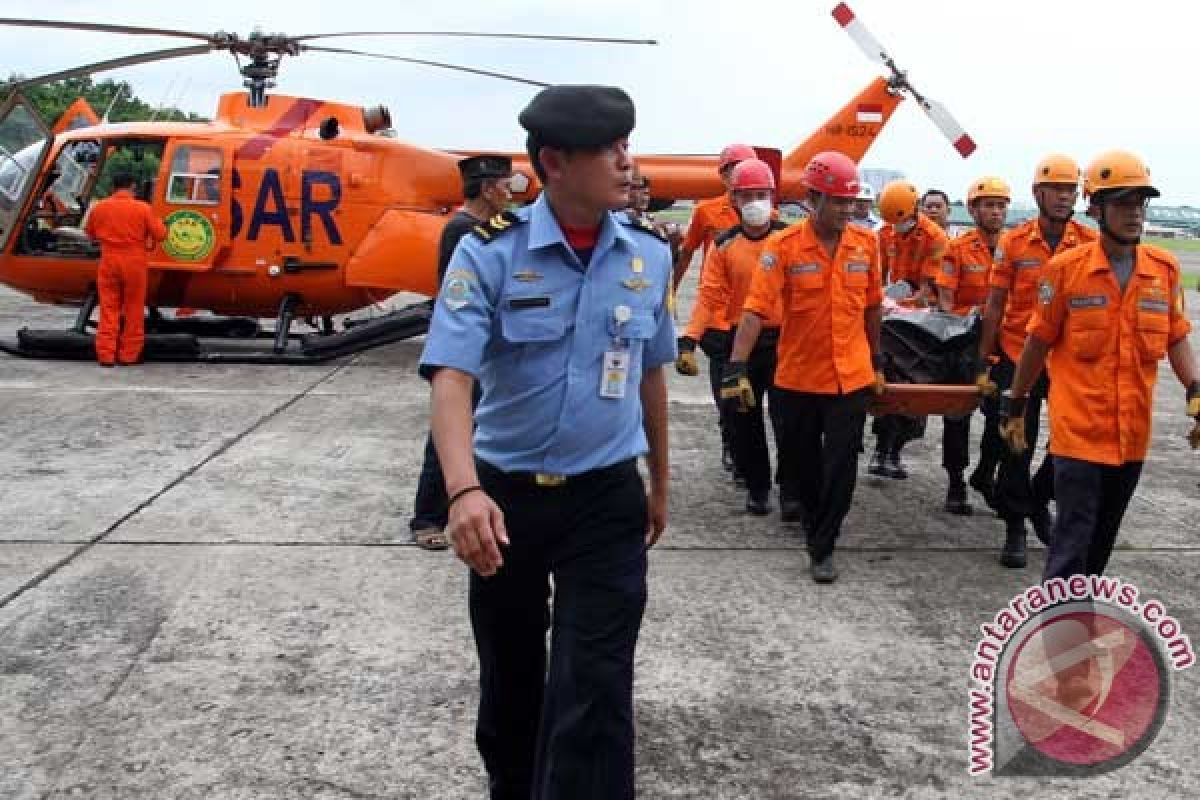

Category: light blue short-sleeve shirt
[419, 194, 676, 474]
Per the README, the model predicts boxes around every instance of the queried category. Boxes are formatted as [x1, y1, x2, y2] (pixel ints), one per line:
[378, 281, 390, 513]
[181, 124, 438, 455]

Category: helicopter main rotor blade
[302, 45, 550, 88]
[915, 94, 977, 158]
[831, 3, 893, 70]
[0, 17, 219, 43]
[294, 31, 656, 46]
[6, 44, 216, 92]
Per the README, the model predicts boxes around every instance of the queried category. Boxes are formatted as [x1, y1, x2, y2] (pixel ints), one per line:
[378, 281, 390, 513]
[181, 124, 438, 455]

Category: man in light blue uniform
[419, 84, 674, 800]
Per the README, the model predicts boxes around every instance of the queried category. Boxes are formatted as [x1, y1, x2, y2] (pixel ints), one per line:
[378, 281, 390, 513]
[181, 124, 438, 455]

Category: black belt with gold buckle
[478, 458, 635, 489]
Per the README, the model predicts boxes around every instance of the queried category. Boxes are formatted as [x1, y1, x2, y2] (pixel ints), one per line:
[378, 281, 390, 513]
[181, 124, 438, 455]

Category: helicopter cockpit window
[167, 146, 222, 205]
[0, 101, 51, 250]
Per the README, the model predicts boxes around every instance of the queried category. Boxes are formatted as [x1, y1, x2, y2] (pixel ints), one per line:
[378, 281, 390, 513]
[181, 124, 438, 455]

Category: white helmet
[857, 182, 875, 201]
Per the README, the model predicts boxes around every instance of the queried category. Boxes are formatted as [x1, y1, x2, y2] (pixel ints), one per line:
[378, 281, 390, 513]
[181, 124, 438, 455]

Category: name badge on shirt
[600, 350, 630, 399]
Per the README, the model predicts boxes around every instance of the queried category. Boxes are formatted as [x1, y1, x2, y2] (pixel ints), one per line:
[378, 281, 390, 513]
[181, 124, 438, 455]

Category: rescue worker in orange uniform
[673, 142, 757, 476]
[871, 180, 950, 478]
[84, 171, 167, 366]
[725, 151, 884, 583]
[1001, 150, 1199, 580]
[977, 154, 1097, 567]
[671, 142, 757, 291]
[677, 158, 787, 514]
[935, 176, 1010, 515]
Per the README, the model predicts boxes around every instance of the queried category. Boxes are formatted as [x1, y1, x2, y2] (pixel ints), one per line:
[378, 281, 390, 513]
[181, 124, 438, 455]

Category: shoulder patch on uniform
[714, 225, 742, 248]
[621, 213, 668, 242]
[1038, 279, 1054, 305]
[470, 210, 524, 243]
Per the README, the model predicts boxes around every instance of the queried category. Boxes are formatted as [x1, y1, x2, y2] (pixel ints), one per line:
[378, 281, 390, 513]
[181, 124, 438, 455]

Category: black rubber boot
[943, 474, 973, 515]
[1000, 522, 1027, 568]
[867, 448, 888, 477]
[811, 554, 839, 584]
[746, 488, 770, 516]
[885, 449, 908, 480]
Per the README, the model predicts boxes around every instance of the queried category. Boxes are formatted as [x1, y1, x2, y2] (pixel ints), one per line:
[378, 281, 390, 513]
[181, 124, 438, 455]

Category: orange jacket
[685, 222, 787, 338]
[989, 217, 1097, 361]
[680, 194, 740, 259]
[744, 219, 882, 394]
[879, 213, 948, 288]
[85, 190, 167, 257]
[936, 228, 995, 314]
[1027, 242, 1192, 465]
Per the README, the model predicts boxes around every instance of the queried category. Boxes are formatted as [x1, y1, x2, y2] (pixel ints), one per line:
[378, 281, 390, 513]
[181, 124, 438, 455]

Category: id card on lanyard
[601, 304, 633, 399]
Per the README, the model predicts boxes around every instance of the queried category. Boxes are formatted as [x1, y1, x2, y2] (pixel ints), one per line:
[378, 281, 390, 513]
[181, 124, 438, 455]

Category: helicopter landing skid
[0, 303, 432, 365]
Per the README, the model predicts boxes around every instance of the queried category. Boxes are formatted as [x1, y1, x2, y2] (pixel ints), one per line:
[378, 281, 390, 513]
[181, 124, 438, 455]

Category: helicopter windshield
[0, 100, 51, 249]
[47, 141, 98, 212]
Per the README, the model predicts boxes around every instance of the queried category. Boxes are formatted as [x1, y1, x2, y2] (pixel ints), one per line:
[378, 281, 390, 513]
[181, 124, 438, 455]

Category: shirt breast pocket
[501, 301, 565, 343]
[1067, 310, 1109, 362]
[1135, 310, 1169, 361]
[789, 272, 825, 312]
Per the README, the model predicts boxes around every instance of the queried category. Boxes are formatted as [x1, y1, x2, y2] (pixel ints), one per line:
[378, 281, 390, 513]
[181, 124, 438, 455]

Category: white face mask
[894, 217, 917, 234]
[740, 199, 772, 227]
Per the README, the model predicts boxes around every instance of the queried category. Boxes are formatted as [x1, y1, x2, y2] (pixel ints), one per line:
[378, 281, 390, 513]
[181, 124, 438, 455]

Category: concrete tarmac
[2, 279, 1199, 799]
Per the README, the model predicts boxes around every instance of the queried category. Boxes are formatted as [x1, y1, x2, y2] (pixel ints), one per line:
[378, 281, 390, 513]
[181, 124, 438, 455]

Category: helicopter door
[0, 94, 53, 254]
[151, 141, 230, 271]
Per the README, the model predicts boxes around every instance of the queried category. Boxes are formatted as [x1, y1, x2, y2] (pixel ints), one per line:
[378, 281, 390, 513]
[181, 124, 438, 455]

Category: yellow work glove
[975, 367, 998, 398]
[675, 337, 699, 376]
[719, 362, 755, 413]
[998, 391, 1029, 454]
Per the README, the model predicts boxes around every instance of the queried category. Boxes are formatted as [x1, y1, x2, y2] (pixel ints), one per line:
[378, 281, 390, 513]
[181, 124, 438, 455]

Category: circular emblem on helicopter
[163, 210, 216, 262]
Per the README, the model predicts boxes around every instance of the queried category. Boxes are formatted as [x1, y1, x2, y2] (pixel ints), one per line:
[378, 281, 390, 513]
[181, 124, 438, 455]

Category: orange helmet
[1083, 150, 1160, 200]
[802, 151, 860, 198]
[730, 158, 775, 191]
[878, 180, 920, 223]
[1032, 154, 1080, 187]
[718, 143, 757, 172]
[967, 176, 1011, 205]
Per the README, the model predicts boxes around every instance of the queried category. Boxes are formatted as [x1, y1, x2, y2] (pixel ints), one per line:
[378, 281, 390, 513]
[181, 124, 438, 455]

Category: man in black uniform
[409, 154, 513, 549]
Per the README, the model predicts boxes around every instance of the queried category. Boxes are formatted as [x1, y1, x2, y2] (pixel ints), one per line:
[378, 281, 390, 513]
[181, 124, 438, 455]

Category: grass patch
[1183, 272, 1199, 291]
[1146, 236, 1200, 253]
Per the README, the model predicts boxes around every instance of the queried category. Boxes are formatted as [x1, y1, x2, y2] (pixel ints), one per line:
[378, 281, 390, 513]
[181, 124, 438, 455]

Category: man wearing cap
[409, 155, 514, 550]
[420, 85, 674, 799]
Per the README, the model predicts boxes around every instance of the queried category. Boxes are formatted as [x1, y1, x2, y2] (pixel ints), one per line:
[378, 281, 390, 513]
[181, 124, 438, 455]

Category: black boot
[885, 448, 908, 480]
[1000, 522, 1027, 568]
[746, 488, 770, 516]
[868, 448, 888, 477]
[811, 554, 839, 584]
[944, 472, 972, 515]
[780, 497, 805, 524]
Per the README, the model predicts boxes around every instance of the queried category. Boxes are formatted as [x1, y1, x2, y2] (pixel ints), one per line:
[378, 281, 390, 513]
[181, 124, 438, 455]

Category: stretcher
[869, 383, 980, 418]
[871, 298, 982, 418]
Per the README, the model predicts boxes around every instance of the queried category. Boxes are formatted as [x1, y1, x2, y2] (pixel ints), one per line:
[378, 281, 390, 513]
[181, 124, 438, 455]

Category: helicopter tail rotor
[831, 3, 976, 158]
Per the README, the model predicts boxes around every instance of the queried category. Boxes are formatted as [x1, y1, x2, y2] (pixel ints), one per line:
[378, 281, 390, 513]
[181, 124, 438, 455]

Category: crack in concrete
[0, 361, 353, 611]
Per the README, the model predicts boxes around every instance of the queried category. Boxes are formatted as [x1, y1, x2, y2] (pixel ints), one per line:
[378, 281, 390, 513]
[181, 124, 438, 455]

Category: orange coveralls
[85, 189, 167, 364]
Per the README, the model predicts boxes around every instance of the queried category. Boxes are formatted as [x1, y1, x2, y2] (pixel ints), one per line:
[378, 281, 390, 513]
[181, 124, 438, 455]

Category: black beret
[518, 85, 635, 148]
[458, 154, 512, 181]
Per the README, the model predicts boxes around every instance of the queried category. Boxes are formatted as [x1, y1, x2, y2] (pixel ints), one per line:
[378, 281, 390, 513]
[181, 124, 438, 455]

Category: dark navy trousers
[472, 458, 648, 800]
[1043, 456, 1142, 580]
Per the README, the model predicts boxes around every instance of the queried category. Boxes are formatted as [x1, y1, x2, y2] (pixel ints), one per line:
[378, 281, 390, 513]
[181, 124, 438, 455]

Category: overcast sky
[2, 0, 1194, 206]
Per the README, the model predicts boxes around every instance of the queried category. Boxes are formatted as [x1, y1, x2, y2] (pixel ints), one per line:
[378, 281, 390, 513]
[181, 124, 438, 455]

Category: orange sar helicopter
[0, 3, 975, 364]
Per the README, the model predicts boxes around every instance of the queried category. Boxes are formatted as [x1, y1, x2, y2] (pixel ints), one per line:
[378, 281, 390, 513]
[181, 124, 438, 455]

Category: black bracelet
[447, 485, 483, 509]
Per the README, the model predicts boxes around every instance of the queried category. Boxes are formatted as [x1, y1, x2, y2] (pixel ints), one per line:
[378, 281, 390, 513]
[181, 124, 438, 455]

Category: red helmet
[718, 143, 757, 172]
[730, 158, 775, 191]
[802, 150, 860, 198]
